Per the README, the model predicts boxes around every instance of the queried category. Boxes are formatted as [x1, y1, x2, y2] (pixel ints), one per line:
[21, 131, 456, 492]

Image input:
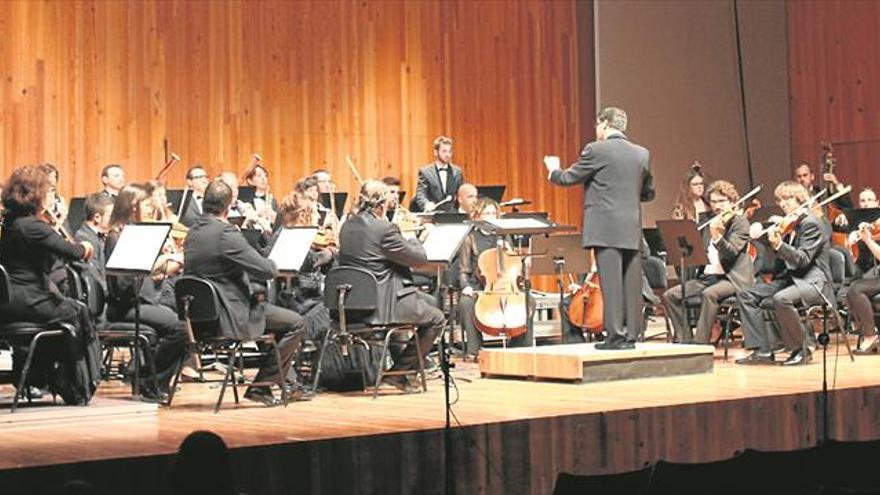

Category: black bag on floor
[317, 341, 387, 392]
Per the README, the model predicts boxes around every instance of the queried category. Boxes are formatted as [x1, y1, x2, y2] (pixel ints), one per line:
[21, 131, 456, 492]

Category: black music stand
[105, 222, 172, 399]
[319, 192, 348, 220]
[843, 208, 880, 228]
[165, 189, 185, 214]
[656, 220, 708, 338]
[66, 197, 86, 234]
[531, 234, 593, 340]
[476, 185, 505, 202]
[237, 186, 257, 205]
[419, 222, 472, 495]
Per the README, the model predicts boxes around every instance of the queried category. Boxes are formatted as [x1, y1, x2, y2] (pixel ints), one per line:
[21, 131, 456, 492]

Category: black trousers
[845, 276, 880, 338]
[595, 246, 643, 343]
[737, 279, 823, 352]
[108, 303, 189, 390]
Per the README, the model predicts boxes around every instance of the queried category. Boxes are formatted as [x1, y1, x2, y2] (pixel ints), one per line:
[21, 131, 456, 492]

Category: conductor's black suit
[549, 134, 654, 345]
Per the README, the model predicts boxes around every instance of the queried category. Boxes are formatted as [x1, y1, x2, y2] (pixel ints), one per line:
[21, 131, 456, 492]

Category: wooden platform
[0, 394, 156, 427]
[2, 337, 880, 494]
[479, 342, 715, 382]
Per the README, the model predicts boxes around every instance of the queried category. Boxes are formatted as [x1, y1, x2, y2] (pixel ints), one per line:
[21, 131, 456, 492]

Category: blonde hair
[774, 180, 809, 203]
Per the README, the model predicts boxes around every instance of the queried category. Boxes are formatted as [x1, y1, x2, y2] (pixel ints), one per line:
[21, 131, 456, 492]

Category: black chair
[642, 255, 671, 342]
[803, 248, 849, 350]
[0, 264, 75, 412]
[313, 266, 427, 399]
[172, 276, 289, 413]
[77, 269, 162, 396]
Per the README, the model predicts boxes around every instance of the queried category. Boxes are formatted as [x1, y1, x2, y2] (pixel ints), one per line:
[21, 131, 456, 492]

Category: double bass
[822, 142, 849, 248]
[473, 239, 529, 338]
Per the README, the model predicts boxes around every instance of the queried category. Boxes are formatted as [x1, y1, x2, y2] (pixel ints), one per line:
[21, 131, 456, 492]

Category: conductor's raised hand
[543, 156, 561, 176]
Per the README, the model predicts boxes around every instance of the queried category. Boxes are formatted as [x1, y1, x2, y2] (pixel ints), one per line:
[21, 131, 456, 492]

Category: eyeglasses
[189, 174, 208, 180]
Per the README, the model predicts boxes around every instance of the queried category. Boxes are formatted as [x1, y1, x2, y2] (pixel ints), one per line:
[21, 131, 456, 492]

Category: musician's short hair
[381, 176, 401, 186]
[101, 164, 123, 178]
[203, 180, 233, 215]
[295, 176, 319, 193]
[794, 161, 812, 173]
[40, 162, 59, 180]
[278, 192, 313, 227]
[186, 165, 207, 180]
[84, 192, 114, 222]
[774, 180, 809, 203]
[597, 107, 627, 132]
[706, 180, 740, 203]
[433, 135, 453, 151]
[356, 180, 389, 213]
[1, 165, 52, 219]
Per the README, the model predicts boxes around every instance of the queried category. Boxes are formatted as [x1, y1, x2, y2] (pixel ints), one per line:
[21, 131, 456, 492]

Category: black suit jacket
[338, 211, 428, 324]
[704, 215, 754, 293]
[0, 215, 86, 319]
[74, 224, 107, 289]
[550, 134, 654, 250]
[772, 213, 835, 306]
[179, 191, 204, 228]
[184, 215, 279, 340]
[411, 162, 464, 212]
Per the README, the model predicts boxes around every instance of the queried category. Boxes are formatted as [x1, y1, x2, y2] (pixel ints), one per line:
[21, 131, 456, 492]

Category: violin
[753, 186, 852, 240]
[849, 219, 880, 260]
[473, 239, 529, 338]
[567, 270, 603, 333]
[312, 226, 338, 249]
[698, 185, 763, 231]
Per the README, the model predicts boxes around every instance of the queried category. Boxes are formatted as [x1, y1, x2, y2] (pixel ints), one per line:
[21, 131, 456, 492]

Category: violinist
[104, 183, 188, 400]
[338, 180, 444, 392]
[662, 180, 754, 344]
[844, 215, 880, 354]
[0, 165, 100, 405]
[670, 164, 710, 222]
[457, 198, 532, 358]
[74, 192, 114, 290]
[41, 163, 68, 229]
[219, 172, 274, 236]
[382, 176, 403, 221]
[312, 169, 334, 194]
[736, 181, 833, 366]
[793, 162, 853, 227]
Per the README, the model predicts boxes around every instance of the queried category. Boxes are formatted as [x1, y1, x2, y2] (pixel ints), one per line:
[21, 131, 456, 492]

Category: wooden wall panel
[788, 0, 880, 191]
[0, 0, 591, 229]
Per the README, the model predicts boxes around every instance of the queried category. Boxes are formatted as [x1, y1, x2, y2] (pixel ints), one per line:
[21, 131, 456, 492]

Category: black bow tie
[437, 166, 449, 173]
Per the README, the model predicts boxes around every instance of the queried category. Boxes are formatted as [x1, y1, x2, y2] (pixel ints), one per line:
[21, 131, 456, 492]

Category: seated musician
[74, 192, 114, 290]
[457, 183, 478, 216]
[338, 179, 444, 391]
[273, 191, 335, 342]
[457, 198, 533, 357]
[185, 179, 307, 405]
[662, 180, 754, 344]
[793, 162, 853, 229]
[670, 164, 710, 222]
[736, 181, 833, 366]
[312, 169, 334, 194]
[0, 165, 101, 404]
[104, 183, 188, 400]
[845, 210, 880, 354]
[97, 164, 126, 200]
[847, 187, 879, 274]
[179, 165, 209, 227]
[218, 172, 273, 234]
[243, 164, 279, 218]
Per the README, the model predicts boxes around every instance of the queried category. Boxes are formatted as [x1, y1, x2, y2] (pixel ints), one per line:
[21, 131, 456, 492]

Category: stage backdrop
[0, 0, 593, 230]
[788, 0, 880, 193]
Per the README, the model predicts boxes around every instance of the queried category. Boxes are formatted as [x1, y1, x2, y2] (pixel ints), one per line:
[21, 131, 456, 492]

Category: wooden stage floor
[2, 335, 880, 494]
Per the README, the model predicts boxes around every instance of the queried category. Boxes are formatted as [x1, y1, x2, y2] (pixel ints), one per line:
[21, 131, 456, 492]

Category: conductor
[544, 107, 654, 349]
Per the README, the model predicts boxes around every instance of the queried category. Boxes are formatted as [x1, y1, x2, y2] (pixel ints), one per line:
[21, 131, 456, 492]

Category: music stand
[656, 220, 709, 337]
[165, 189, 185, 214]
[319, 192, 348, 220]
[844, 208, 880, 228]
[105, 222, 172, 399]
[398, 191, 407, 205]
[237, 186, 256, 205]
[531, 234, 593, 339]
[66, 197, 86, 234]
[476, 185, 506, 202]
[268, 227, 319, 275]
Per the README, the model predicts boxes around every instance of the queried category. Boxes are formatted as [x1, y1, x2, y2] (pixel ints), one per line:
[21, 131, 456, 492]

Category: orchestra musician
[0, 165, 101, 405]
[846, 187, 879, 274]
[41, 163, 68, 228]
[338, 179, 444, 391]
[179, 165, 210, 227]
[382, 176, 403, 221]
[184, 179, 307, 406]
[218, 172, 273, 235]
[312, 169, 334, 194]
[97, 164, 126, 200]
[793, 161, 853, 226]
[412, 135, 464, 213]
[456, 183, 478, 216]
[243, 164, 279, 219]
[845, 217, 880, 354]
[457, 198, 533, 357]
[736, 181, 833, 366]
[74, 192, 114, 290]
[544, 106, 654, 350]
[662, 180, 754, 344]
[670, 164, 710, 222]
[104, 183, 188, 400]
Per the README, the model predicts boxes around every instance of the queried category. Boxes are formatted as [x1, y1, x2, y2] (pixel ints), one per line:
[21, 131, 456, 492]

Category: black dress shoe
[783, 349, 812, 366]
[595, 341, 635, 350]
[382, 375, 419, 394]
[735, 351, 776, 365]
[244, 387, 280, 406]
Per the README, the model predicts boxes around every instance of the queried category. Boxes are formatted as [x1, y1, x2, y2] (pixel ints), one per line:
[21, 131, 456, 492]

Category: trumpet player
[662, 180, 754, 344]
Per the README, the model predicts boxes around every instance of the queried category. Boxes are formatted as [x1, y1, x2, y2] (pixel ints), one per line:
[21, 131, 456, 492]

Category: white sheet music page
[484, 217, 550, 230]
[421, 224, 472, 262]
[105, 223, 172, 273]
[269, 227, 319, 272]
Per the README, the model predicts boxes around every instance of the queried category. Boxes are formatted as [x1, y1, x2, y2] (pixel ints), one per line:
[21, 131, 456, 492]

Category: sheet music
[421, 224, 472, 262]
[484, 217, 551, 230]
[105, 223, 172, 273]
[268, 227, 319, 272]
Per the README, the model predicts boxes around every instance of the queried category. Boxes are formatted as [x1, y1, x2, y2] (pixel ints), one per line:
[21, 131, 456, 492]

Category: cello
[566, 269, 603, 333]
[473, 239, 529, 339]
